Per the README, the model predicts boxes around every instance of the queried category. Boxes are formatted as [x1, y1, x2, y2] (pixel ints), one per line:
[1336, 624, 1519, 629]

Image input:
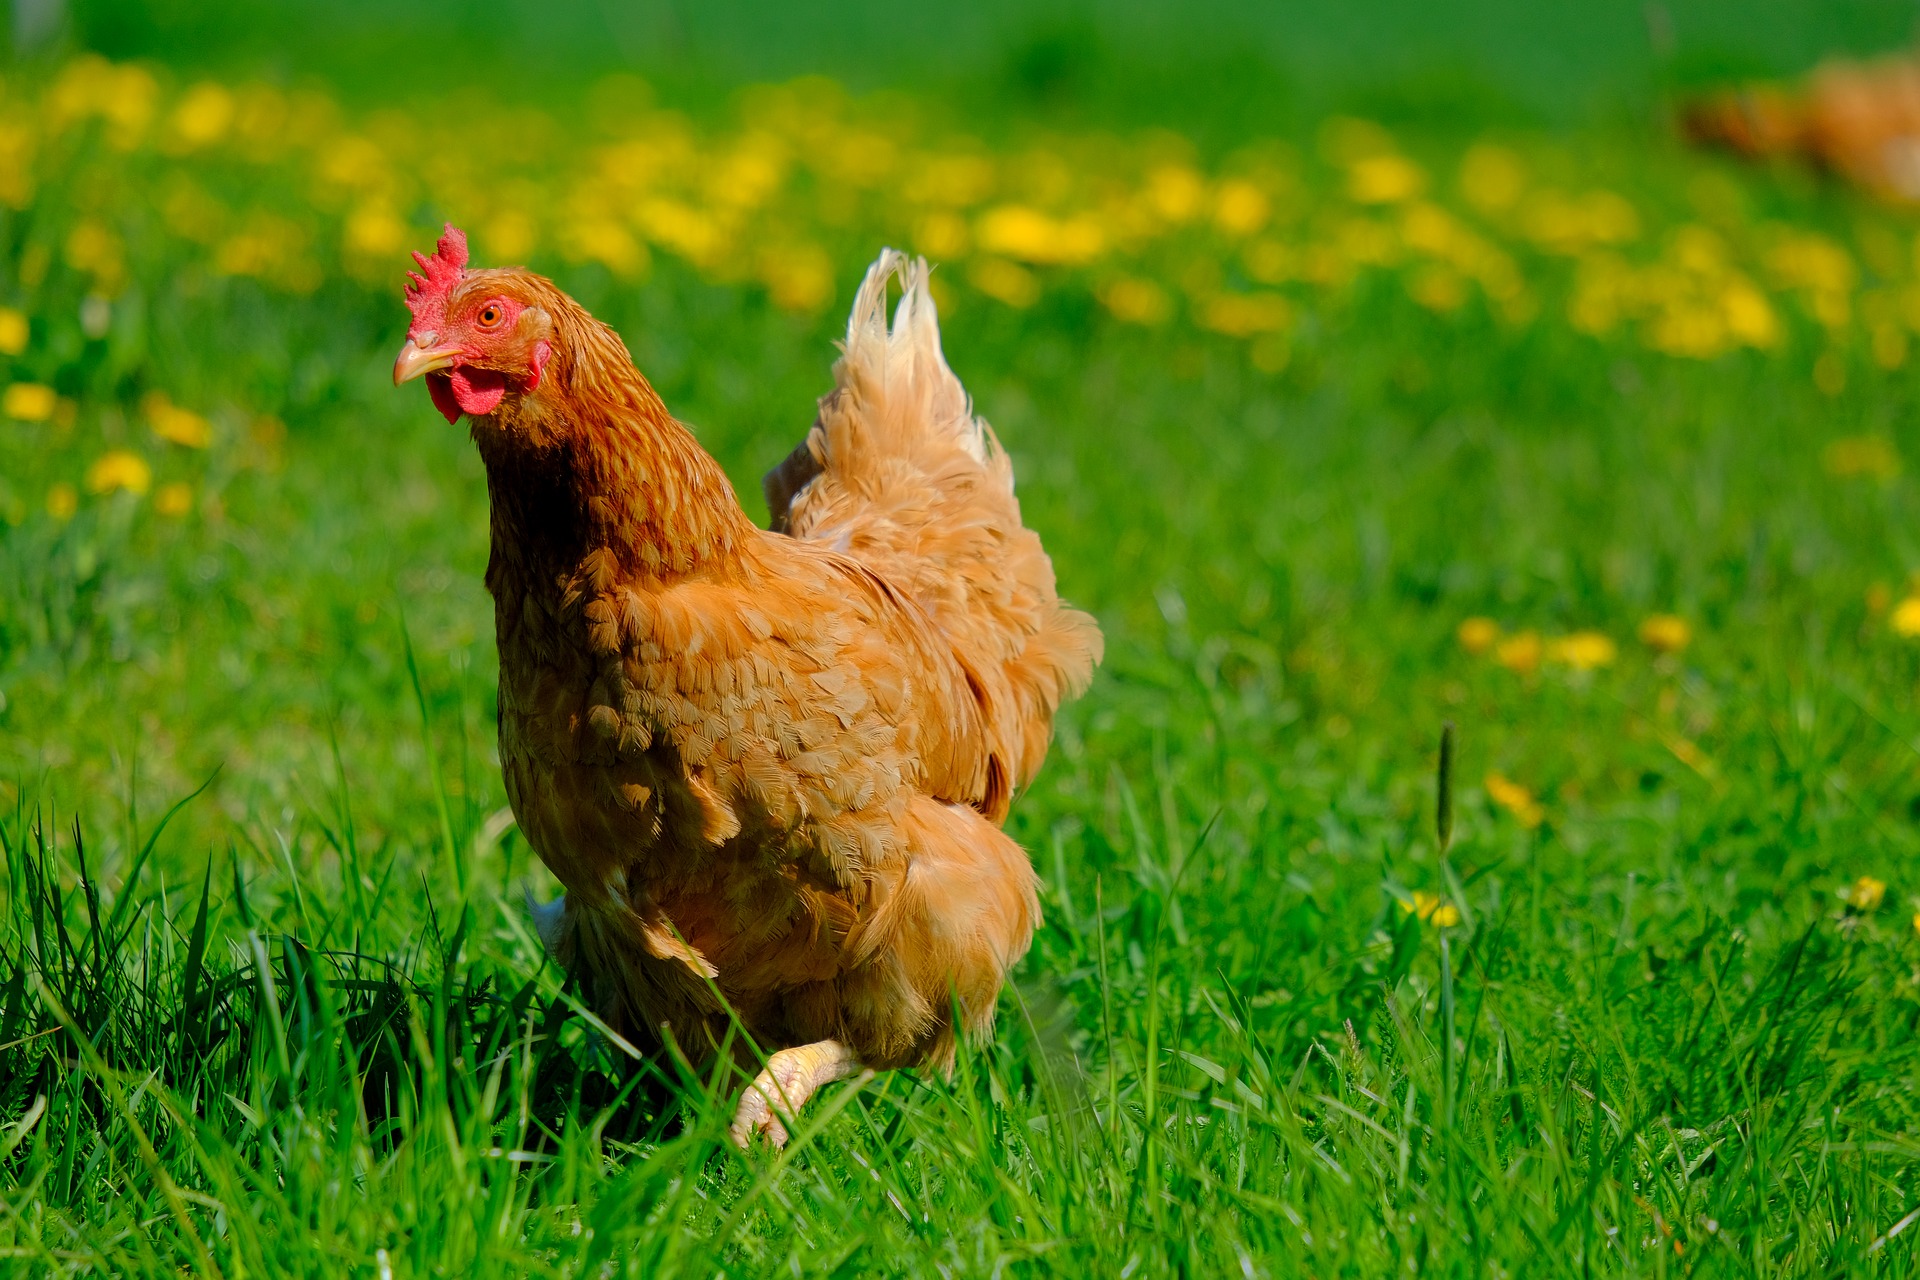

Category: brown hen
[392, 228, 1101, 1145]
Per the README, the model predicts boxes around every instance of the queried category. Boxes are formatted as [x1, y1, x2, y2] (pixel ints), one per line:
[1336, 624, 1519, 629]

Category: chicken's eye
[477, 303, 505, 329]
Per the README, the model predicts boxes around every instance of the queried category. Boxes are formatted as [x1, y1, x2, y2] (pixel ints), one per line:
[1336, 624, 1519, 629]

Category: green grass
[12, 36, 1920, 1278]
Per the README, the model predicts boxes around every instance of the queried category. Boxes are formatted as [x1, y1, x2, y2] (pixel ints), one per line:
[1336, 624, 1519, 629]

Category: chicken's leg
[729, 1039, 859, 1149]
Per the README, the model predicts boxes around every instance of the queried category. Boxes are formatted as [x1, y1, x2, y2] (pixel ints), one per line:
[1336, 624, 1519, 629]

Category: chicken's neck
[474, 330, 757, 610]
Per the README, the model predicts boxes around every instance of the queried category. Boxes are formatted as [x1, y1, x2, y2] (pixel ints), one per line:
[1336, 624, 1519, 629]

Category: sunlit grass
[8, 51, 1920, 1277]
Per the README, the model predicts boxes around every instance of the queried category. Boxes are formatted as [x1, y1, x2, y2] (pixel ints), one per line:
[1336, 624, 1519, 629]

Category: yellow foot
[728, 1039, 858, 1149]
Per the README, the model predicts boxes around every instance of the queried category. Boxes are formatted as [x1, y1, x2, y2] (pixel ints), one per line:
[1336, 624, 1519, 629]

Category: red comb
[404, 223, 469, 337]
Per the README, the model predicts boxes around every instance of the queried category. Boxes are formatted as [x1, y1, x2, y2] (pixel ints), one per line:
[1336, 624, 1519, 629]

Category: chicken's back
[771, 253, 1102, 813]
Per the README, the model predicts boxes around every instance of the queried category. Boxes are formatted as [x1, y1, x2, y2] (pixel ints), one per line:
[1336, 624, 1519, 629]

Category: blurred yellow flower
[344, 203, 408, 260]
[1200, 292, 1292, 337]
[1399, 890, 1460, 927]
[1146, 166, 1206, 223]
[1638, 614, 1692, 654]
[1098, 277, 1171, 326]
[1845, 875, 1886, 912]
[976, 206, 1105, 266]
[1549, 631, 1617, 670]
[4, 382, 57, 421]
[1456, 616, 1500, 654]
[969, 258, 1038, 308]
[913, 212, 970, 260]
[46, 482, 77, 521]
[1823, 435, 1900, 481]
[1484, 772, 1545, 828]
[757, 244, 834, 313]
[0, 308, 28, 355]
[1212, 179, 1271, 236]
[1494, 630, 1542, 674]
[1348, 154, 1425, 204]
[168, 82, 235, 149]
[145, 392, 212, 448]
[1458, 143, 1525, 212]
[85, 450, 151, 496]
[64, 219, 125, 292]
[1893, 596, 1920, 637]
[153, 482, 193, 517]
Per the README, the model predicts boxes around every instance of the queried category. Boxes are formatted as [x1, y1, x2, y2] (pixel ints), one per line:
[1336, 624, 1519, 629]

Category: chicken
[1683, 50, 1920, 201]
[391, 227, 1101, 1146]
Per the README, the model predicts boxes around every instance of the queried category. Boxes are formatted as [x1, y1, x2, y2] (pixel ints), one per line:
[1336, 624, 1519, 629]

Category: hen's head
[393, 224, 555, 424]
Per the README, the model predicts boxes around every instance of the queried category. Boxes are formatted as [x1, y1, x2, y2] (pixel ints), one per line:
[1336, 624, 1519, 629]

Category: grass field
[11, 17, 1920, 1274]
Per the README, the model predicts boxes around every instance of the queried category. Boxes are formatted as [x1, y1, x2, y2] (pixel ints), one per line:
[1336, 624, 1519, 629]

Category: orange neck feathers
[471, 280, 755, 594]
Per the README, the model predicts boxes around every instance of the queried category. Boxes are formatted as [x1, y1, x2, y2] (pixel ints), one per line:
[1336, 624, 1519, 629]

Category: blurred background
[36, 0, 1920, 126]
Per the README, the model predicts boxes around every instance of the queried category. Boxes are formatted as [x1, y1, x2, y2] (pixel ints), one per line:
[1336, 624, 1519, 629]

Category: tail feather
[775, 249, 1102, 797]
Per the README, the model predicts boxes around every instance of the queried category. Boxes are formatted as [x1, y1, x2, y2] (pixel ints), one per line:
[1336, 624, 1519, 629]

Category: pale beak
[393, 339, 462, 386]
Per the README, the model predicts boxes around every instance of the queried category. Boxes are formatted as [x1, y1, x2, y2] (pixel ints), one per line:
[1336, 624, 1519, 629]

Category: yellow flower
[1458, 143, 1525, 212]
[1399, 890, 1460, 927]
[1200, 292, 1292, 337]
[1146, 166, 1205, 222]
[1823, 435, 1900, 481]
[4, 382, 57, 421]
[46, 482, 77, 521]
[974, 205, 1105, 266]
[168, 82, 235, 149]
[1638, 614, 1691, 654]
[1494, 630, 1542, 674]
[0, 308, 28, 355]
[1549, 631, 1618, 671]
[85, 450, 151, 496]
[968, 258, 1038, 308]
[757, 244, 834, 313]
[144, 392, 212, 448]
[1893, 597, 1920, 638]
[1212, 179, 1271, 236]
[1098, 278, 1171, 326]
[1845, 876, 1886, 912]
[1347, 154, 1425, 204]
[1456, 616, 1500, 654]
[153, 482, 192, 517]
[1484, 772, 1545, 828]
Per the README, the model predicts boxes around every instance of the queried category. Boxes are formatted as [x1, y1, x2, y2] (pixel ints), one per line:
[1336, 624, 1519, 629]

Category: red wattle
[427, 372, 461, 424]
[450, 366, 508, 417]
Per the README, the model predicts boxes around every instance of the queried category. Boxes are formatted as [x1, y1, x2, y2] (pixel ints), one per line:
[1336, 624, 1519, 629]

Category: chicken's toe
[727, 1039, 857, 1150]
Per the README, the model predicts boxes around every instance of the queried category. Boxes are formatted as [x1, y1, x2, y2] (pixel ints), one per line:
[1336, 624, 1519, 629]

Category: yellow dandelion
[757, 244, 834, 313]
[1200, 292, 1292, 337]
[1212, 179, 1271, 236]
[1098, 277, 1171, 326]
[1456, 616, 1500, 654]
[168, 82, 235, 149]
[1549, 631, 1617, 671]
[1638, 614, 1692, 655]
[144, 392, 212, 448]
[968, 258, 1039, 308]
[153, 482, 192, 517]
[1494, 630, 1542, 674]
[1398, 890, 1461, 927]
[0, 307, 28, 355]
[1845, 876, 1886, 912]
[1822, 435, 1900, 481]
[1347, 154, 1425, 204]
[1484, 772, 1545, 828]
[85, 450, 151, 496]
[46, 482, 77, 521]
[975, 205, 1105, 266]
[4, 382, 57, 421]
[1893, 597, 1920, 638]
[1458, 143, 1525, 212]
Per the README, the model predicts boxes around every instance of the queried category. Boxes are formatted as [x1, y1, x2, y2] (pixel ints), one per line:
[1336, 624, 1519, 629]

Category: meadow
[8, 31, 1920, 1275]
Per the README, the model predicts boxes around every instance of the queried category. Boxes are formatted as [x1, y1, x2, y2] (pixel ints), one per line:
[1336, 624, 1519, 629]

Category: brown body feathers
[453, 250, 1100, 1076]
